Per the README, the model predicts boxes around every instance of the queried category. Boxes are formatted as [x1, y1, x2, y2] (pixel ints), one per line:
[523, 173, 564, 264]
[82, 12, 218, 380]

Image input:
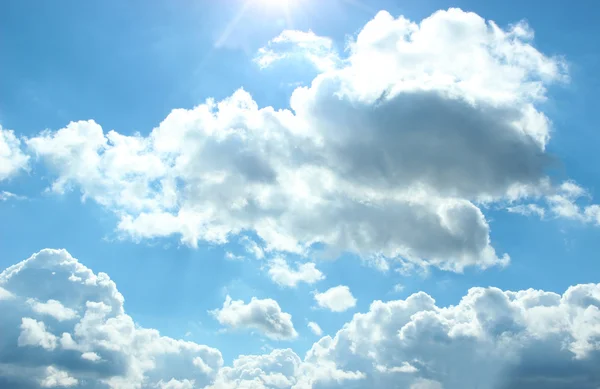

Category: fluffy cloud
[2, 249, 600, 388]
[307, 322, 323, 336]
[254, 30, 340, 72]
[81, 351, 101, 362]
[538, 181, 600, 224]
[157, 379, 195, 389]
[314, 286, 357, 313]
[268, 258, 324, 288]
[23, 8, 579, 273]
[18, 318, 58, 350]
[206, 285, 600, 389]
[27, 299, 78, 321]
[0, 126, 29, 181]
[40, 366, 78, 388]
[0, 249, 223, 389]
[210, 296, 298, 340]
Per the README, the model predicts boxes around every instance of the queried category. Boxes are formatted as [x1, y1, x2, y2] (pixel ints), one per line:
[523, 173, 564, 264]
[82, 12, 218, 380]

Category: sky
[1, 0, 600, 388]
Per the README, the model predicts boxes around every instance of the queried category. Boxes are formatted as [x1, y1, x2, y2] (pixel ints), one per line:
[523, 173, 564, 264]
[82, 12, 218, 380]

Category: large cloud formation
[1, 249, 599, 388]
[24, 8, 578, 272]
[0, 249, 224, 389]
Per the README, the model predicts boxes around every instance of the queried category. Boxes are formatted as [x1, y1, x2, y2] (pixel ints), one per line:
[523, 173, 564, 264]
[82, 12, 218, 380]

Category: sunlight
[257, 0, 300, 27]
[260, 0, 297, 7]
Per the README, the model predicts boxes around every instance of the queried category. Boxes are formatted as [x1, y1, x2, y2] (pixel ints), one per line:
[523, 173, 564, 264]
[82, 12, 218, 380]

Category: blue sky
[1, 1, 600, 388]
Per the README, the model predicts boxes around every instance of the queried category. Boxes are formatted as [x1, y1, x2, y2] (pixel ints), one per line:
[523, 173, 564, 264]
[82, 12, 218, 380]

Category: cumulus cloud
[18, 318, 58, 350]
[206, 284, 600, 389]
[40, 366, 78, 388]
[81, 352, 101, 362]
[1, 249, 600, 388]
[24, 8, 578, 274]
[0, 249, 223, 389]
[157, 379, 195, 389]
[268, 258, 324, 287]
[255, 29, 340, 71]
[0, 126, 29, 181]
[307, 322, 323, 336]
[210, 295, 298, 340]
[314, 286, 357, 312]
[27, 299, 78, 321]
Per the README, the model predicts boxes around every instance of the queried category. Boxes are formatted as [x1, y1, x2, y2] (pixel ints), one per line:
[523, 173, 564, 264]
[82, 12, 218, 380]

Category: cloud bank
[1, 249, 599, 388]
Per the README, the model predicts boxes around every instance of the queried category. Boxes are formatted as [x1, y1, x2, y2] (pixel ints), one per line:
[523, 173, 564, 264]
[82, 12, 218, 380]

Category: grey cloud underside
[306, 87, 552, 198]
[499, 347, 600, 389]
[1, 249, 599, 389]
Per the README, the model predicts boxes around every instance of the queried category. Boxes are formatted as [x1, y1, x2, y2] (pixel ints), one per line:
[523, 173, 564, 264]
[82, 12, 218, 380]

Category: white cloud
[81, 351, 101, 362]
[546, 181, 600, 224]
[208, 284, 600, 389]
[255, 29, 340, 72]
[307, 321, 323, 336]
[392, 284, 405, 293]
[210, 295, 298, 340]
[156, 378, 195, 389]
[507, 203, 546, 218]
[0, 285, 14, 300]
[509, 180, 600, 225]
[0, 191, 26, 201]
[0, 125, 29, 181]
[0, 249, 223, 389]
[267, 257, 324, 287]
[1, 249, 600, 388]
[27, 299, 78, 321]
[411, 379, 443, 389]
[241, 236, 265, 259]
[18, 318, 58, 350]
[193, 356, 214, 375]
[375, 362, 419, 374]
[224, 252, 245, 261]
[40, 366, 78, 388]
[314, 285, 357, 312]
[24, 9, 582, 274]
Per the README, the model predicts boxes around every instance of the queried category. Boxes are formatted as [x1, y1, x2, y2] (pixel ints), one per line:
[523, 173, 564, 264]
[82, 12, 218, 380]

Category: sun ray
[214, 0, 253, 48]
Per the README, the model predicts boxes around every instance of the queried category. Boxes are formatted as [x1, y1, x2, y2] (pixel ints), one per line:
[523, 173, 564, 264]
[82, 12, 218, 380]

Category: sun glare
[261, 0, 296, 5]
[257, 0, 299, 13]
